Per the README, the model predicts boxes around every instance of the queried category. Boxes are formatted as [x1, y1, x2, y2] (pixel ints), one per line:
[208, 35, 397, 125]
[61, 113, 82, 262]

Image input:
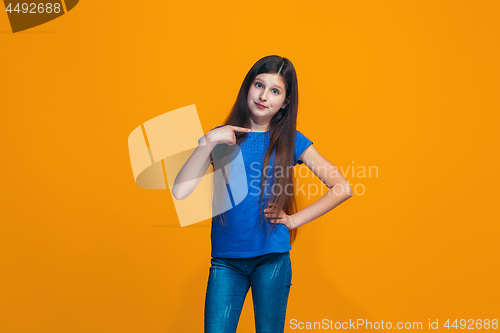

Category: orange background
[1, 1, 499, 332]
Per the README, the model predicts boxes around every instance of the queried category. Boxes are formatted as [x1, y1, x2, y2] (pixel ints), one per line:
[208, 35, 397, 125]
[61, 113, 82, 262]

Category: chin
[251, 110, 268, 118]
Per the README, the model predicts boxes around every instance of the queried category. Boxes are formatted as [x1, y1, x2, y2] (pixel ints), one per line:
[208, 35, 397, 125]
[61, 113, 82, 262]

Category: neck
[248, 118, 270, 132]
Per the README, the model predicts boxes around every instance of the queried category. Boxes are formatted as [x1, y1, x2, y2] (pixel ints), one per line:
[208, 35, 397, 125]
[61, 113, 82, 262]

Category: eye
[256, 82, 263, 88]
[272, 89, 280, 95]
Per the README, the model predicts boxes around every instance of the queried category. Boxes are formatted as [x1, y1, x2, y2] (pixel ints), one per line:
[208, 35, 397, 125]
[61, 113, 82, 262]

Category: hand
[205, 125, 251, 146]
[264, 202, 296, 230]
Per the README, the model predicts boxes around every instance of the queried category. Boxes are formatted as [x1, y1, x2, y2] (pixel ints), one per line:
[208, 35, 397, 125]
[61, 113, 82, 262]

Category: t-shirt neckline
[248, 130, 270, 134]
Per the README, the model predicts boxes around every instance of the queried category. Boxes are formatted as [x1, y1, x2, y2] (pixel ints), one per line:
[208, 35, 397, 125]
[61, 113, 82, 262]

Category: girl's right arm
[171, 125, 251, 200]
[171, 136, 214, 200]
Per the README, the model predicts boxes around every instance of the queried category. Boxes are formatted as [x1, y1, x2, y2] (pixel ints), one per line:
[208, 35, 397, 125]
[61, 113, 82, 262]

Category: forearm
[291, 183, 353, 229]
[172, 136, 215, 200]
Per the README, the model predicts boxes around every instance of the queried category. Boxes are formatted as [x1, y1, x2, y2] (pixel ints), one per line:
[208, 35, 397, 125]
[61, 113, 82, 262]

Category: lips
[255, 102, 267, 109]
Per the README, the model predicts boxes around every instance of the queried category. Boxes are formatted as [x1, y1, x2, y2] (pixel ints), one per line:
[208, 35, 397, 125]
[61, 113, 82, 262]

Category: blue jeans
[204, 251, 292, 333]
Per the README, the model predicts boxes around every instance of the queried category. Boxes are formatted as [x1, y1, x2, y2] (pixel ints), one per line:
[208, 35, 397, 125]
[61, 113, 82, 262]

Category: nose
[259, 89, 268, 102]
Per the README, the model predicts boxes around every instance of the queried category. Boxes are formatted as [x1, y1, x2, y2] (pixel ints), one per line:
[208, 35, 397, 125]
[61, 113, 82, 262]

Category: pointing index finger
[230, 126, 251, 132]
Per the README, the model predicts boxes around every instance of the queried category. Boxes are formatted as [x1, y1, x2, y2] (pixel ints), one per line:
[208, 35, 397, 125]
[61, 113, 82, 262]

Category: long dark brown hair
[211, 55, 300, 246]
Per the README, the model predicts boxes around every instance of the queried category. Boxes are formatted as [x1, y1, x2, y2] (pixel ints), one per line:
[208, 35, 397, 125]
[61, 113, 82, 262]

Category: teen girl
[172, 55, 353, 333]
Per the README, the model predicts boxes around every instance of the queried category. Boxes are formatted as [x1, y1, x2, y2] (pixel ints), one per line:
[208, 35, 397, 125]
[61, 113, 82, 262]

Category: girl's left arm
[290, 144, 353, 229]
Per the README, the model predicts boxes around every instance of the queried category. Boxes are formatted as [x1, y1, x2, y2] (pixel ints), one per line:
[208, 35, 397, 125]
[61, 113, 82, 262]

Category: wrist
[199, 135, 216, 152]
[290, 214, 296, 230]
[203, 134, 218, 149]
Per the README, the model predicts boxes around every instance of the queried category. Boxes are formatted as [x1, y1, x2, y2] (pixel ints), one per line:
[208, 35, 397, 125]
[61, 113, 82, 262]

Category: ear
[282, 97, 289, 109]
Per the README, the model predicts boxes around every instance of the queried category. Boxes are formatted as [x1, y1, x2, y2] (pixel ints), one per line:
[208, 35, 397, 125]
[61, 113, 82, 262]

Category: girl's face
[247, 73, 287, 128]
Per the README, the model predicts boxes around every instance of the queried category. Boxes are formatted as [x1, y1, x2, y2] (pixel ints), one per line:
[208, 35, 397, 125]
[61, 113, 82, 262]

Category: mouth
[255, 102, 267, 109]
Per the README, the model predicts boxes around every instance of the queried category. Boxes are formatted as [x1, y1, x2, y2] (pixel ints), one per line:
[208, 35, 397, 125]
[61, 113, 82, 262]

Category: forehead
[254, 73, 285, 90]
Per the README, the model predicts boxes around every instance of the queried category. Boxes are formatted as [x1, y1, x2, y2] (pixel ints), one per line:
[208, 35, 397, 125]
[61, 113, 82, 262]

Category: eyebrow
[254, 78, 284, 91]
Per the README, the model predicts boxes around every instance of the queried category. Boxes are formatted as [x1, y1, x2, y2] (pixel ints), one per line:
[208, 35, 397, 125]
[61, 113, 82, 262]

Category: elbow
[345, 183, 354, 198]
[171, 185, 187, 201]
[329, 182, 353, 198]
[346, 184, 353, 197]
[332, 183, 353, 199]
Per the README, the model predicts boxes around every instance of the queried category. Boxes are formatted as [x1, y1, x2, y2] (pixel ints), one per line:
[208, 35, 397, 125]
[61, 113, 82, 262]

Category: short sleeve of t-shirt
[294, 131, 313, 165]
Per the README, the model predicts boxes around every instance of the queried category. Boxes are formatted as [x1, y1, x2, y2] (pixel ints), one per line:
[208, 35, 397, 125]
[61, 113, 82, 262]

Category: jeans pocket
[210, 257, 225, 270]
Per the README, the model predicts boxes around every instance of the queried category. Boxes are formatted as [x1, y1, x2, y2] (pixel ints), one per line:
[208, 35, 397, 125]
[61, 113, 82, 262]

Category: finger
[264, 210, 278, 217]
[230, 126, 251, 132]
[265, 211, 279, 219]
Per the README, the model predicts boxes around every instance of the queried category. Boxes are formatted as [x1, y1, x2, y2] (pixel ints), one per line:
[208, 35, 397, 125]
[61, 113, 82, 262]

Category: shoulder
[295, 130, 306, 139]
[295, 130, 313, 145]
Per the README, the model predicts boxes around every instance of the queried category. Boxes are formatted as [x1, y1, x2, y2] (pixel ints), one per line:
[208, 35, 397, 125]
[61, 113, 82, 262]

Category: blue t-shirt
[198, 127, 313, 258]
